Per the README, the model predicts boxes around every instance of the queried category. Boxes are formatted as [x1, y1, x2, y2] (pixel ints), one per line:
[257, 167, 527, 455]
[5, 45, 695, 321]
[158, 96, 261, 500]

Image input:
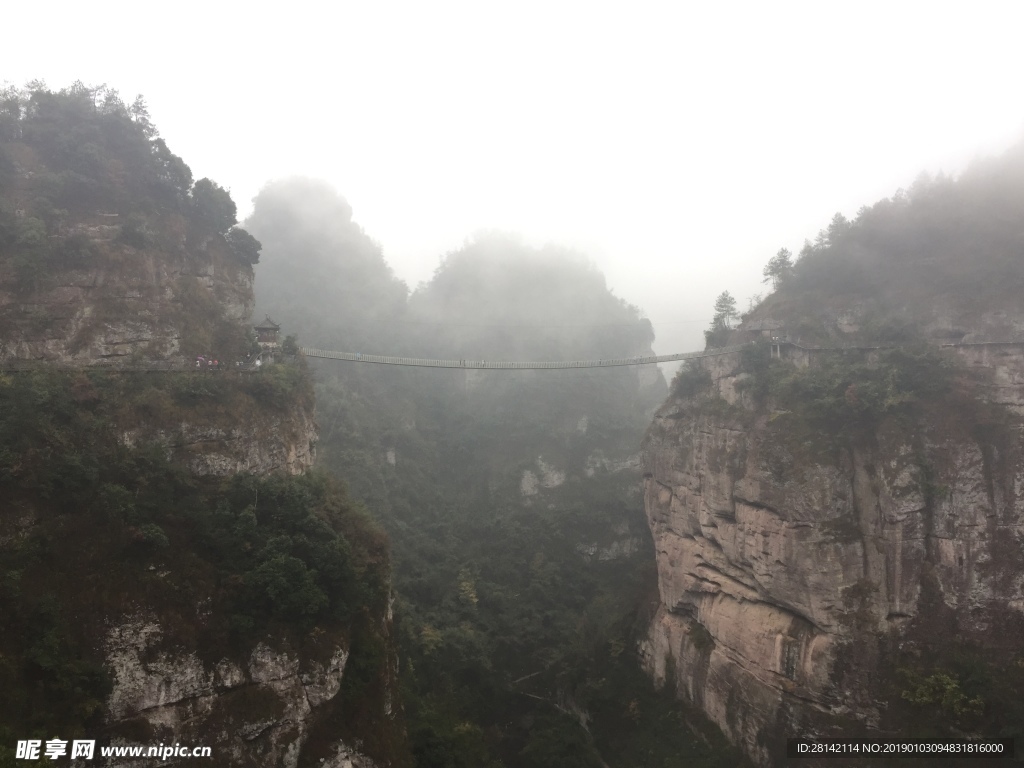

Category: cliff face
[647, 346, 1024, 765]
[0, 91, 254, 366]
[117, 380, 318, 476]
[99, 610, 398, 768]
[0, 366, 404, 766]
[0, 377, 398, 768]
[0, 220, 253, 363]
[103, 620, 353, 766]
[639, 146, 1024, 767]
[0, 86, 407, 768]
[640, 342, 1024, 766]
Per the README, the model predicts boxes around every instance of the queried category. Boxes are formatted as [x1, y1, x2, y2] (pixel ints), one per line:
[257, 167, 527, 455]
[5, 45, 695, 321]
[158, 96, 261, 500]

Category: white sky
[5, 0, 1024, 358]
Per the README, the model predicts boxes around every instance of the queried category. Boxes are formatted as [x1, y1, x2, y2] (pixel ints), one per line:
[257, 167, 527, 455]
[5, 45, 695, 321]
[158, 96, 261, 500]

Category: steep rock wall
[640, 347, 1024, 766]
[98, 618, 386, 768]
[0, 213, 253, 364]
[119, 395, 317, 476]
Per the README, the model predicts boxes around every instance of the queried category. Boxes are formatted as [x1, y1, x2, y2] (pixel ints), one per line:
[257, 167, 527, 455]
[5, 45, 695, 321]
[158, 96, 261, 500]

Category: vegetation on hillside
[19, 79, 1024, 766]
[0, 83, 260, 362]
[701, 140, 1024, 348]
[0, 82, 259, 248]
[677, 140, 1024, 761]
[0, 84, 407, 767]
[0, 367, 396, 764]
[248, 187, 743, 767]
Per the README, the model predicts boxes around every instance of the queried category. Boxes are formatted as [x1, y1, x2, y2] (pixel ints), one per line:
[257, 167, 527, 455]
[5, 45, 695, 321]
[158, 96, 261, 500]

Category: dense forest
[247, 184, 744, 767]
[706, 140, 1024, 350]
[0, 82, 260, 363]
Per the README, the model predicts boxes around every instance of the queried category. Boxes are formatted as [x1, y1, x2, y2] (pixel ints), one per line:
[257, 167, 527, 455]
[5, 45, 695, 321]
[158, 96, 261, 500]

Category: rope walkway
[301, 339, 1024, 370]
[299, 345, 751, 370]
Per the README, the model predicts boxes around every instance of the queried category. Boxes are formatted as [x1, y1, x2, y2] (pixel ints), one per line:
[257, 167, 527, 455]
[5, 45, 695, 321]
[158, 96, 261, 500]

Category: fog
[246, 178, 660, 375]
[5, 1, 1024, 359]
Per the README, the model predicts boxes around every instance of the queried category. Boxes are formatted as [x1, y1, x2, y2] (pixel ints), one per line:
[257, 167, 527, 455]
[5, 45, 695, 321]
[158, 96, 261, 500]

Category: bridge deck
[299, 345, 750, 369]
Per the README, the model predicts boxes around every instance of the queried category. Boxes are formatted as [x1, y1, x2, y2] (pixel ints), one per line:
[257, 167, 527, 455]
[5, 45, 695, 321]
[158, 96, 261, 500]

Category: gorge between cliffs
[3, 83, 1024, 768]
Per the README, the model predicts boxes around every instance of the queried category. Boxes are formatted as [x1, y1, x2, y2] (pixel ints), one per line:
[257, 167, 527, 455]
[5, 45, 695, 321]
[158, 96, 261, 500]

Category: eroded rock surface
[640, 348, 1024, 766]
[0, 231, 253, 365]
[100, 617, 368, 768]
[120, 404, 317, 476]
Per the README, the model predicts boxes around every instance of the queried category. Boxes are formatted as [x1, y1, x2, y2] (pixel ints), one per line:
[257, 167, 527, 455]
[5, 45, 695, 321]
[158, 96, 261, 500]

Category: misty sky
[6, 1, 1024, 357]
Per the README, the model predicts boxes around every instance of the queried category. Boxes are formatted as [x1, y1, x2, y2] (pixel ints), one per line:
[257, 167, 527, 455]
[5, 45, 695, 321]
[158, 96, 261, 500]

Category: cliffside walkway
[0, 361, 263, 373]
[2, 340, 1019, 374]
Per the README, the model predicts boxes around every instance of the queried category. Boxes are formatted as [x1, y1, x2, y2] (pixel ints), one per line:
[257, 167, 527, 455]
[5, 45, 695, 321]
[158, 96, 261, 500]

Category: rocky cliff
[640, 153, 1024, 766]
[0, 218, 254, 363]
[0, 85, 408, 767]
[1, 373, 401, 768]
[103, 621, 356, 766]
[114, 370, 319, 477]
[0, 136, 254, 366]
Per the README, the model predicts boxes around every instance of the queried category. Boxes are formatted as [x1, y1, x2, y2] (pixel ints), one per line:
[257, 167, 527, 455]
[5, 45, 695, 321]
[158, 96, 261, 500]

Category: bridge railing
[299, 345, 751, 370]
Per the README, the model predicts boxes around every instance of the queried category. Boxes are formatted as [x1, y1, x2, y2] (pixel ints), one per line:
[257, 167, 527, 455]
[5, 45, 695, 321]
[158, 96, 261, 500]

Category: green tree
[827, 211, 850, 243]
[762, 247, 793, 289]
[191, 178, 237, 234]
[245, 553, 328, 622]
[225, 226, 262, 264]
[128, 94, 155, 137]
[0, 86, 22, 140]
[704, 291, 737, 349]
[901, 670, 983, 719]
[713, 290, 737, 325]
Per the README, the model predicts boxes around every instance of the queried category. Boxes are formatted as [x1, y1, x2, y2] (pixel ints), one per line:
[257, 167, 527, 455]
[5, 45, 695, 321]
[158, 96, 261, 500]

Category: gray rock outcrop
[96, 618, 373, 768]
[640, 345, 1024, 766]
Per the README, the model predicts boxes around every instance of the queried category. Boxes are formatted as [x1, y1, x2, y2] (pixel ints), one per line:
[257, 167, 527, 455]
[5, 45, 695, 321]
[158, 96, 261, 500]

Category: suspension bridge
[298, 345, 751, 369]
[299, 339, 1023, 369]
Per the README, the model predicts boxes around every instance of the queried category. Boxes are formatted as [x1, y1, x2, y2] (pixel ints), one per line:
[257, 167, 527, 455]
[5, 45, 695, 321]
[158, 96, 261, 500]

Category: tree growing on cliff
[0, 82, 198, 214]
[762, 247, 794, 289]
[225, 226, 262, 264]
[191, 178, 237, 234]
[713, 290, 738, 322]
[704, 290, 738, 349]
